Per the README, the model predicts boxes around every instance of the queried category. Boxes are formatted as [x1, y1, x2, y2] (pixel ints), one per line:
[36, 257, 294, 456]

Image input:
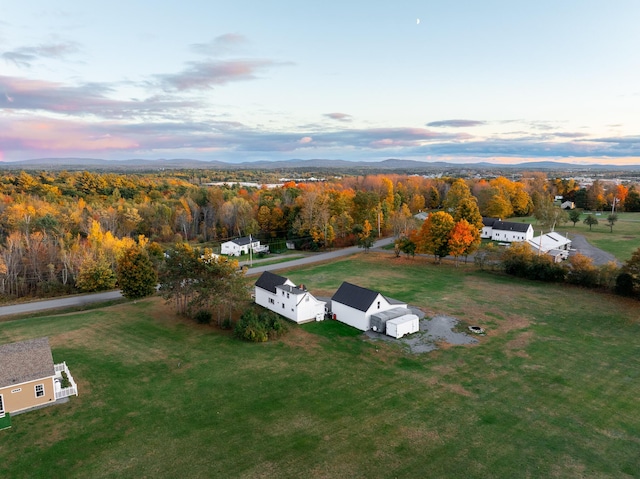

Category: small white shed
[386, 314, 419, 339]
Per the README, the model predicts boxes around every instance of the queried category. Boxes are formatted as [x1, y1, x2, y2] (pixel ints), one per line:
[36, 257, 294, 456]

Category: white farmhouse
[490, 221, 534, 242]
[481, 217, 501, 239]
[254, 271, 325, 324]
[330, 282, 408, 332]
[221, 236, 267, 256]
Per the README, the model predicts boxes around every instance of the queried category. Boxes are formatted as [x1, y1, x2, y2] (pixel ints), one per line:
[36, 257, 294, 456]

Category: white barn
[490, 221, 534, 242]
[221, 236, 266, 256]
[330, 282, 408, 332]
[527, 232, 572, 261]
[254, 271, 325, 324]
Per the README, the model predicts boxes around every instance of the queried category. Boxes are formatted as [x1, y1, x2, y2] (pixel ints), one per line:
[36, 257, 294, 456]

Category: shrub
[234, 308, 288, 342]
[194, 310, 212, 325]
[615, 273, 635, 297]
[60, 371, 71, 389]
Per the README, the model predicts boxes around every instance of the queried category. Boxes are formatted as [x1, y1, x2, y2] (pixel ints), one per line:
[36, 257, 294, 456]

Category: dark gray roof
[255, 271, 289, 294]
[482, 217, 500, 227]
[278, 284, 305, 295]
[0, 337, 55, 388]
[232, 236, 253, 246]
[492, 221, 532, 233]
[331, 282, 381, 312]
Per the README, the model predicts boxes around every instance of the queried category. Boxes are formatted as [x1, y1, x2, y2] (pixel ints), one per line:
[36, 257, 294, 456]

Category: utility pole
[249, 234, 253, 267]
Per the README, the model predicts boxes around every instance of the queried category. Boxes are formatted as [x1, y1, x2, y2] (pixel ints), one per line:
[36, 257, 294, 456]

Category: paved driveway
[569, 234, 620, 266]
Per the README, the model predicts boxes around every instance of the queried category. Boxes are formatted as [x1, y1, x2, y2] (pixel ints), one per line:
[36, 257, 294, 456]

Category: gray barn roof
[0, 337, 55, 388]
[482, 217, 500, 227]
[255, 271, 289, 294]
[331, 282, 381, 312]
[492, 221, 531, 233]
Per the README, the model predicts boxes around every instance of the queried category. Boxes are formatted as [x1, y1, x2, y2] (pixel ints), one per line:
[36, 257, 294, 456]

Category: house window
[287, 293, 289, 298]
[377, 301, 380, 309]
[282, 291, 285, 296]
[269, 298, 274, 304]
[11, 388, 21, 393]
[305, 297, 309, 302]
[282, 303, 285, 309]
[35, 384, 44, 397]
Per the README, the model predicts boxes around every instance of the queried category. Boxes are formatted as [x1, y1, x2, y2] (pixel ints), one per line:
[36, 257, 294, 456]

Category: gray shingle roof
[482, 217, 500, 227]
[331, 282, 380, 312]
[0, 337, 55, 388]
[232, 236, 253, 246]
[492, 221, 531, 233]
[255, 271, 289, 294]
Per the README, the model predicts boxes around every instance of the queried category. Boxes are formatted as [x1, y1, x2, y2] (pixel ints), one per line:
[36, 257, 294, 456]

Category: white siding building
[254, 271, 325, 324]
[330, 282, 408, 332]
[490, 221, 534, 242]
[221, 236, 266, 256]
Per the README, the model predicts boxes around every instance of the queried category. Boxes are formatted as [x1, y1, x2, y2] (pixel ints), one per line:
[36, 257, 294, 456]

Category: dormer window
[377, 301, 380, 309]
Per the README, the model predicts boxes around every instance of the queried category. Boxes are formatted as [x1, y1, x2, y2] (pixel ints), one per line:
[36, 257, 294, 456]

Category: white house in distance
[221, 236, 268, 256]
[488, 220, 534, 242]
[330, 282, 418, 337]
[527, 232, 572, 262]
[254, 271, 325, 323]
[481, 217, 500, 239]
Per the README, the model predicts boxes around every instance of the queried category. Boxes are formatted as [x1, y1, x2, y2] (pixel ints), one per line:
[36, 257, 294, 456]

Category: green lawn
[1, 254, 639, 478]
[508, 212, 640, 262]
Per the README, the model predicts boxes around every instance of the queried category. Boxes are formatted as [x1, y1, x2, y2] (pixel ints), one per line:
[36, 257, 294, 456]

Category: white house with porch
[330, 282, 411, 332]
[221, 236, 268, 256]
[254, 271, 325, 323]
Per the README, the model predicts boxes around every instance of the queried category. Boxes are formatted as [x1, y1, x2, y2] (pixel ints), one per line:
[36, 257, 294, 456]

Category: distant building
[561, 201, 575, 210]
[527, 232, 572, 261]
[414, 212, 429, 221]
[481, 217, 500, 239]
[489, 221, 534, 243]
[221, 236, 268, 256]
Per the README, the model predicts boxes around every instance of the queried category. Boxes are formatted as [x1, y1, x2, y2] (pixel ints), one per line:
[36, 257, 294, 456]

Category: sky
[1, 0, 639, 165]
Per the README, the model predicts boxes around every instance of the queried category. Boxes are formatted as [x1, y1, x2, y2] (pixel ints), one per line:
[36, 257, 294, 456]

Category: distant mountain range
[2, 157, 640, 171]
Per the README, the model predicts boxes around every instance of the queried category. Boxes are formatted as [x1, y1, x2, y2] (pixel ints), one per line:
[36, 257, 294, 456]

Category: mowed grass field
[509, 211, 640, 262]
[1, 253, 640, 478]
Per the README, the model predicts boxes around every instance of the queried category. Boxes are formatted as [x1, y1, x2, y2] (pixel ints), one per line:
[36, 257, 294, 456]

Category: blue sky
[1, 1, 639, 164]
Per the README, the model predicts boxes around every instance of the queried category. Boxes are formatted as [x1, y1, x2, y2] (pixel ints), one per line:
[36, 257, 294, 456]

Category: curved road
[0, 237, 395, 318]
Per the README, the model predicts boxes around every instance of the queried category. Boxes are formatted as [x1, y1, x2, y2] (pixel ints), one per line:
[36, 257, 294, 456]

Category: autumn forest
[1, 168, 638, 301]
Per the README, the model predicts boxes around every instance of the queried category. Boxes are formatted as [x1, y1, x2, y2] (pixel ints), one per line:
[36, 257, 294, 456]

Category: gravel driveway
[365, 314, 478, 354]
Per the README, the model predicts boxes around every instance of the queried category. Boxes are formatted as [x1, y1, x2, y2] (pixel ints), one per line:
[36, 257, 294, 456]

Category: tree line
[0, 169, 638, 302]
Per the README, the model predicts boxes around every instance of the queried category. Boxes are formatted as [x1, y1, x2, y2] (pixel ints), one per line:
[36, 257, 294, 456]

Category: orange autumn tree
[448, 219, 480, 265]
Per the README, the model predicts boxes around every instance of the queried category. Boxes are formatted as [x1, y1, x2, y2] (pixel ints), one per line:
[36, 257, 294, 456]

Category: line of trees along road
[0, 169, 638, 301]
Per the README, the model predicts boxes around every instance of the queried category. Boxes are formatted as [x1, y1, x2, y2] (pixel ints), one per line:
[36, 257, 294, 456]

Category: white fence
[54, 362, 79, 400]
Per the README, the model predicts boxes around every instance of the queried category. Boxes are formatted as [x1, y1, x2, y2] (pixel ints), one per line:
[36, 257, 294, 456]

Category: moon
[417, 18, 420, 25]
